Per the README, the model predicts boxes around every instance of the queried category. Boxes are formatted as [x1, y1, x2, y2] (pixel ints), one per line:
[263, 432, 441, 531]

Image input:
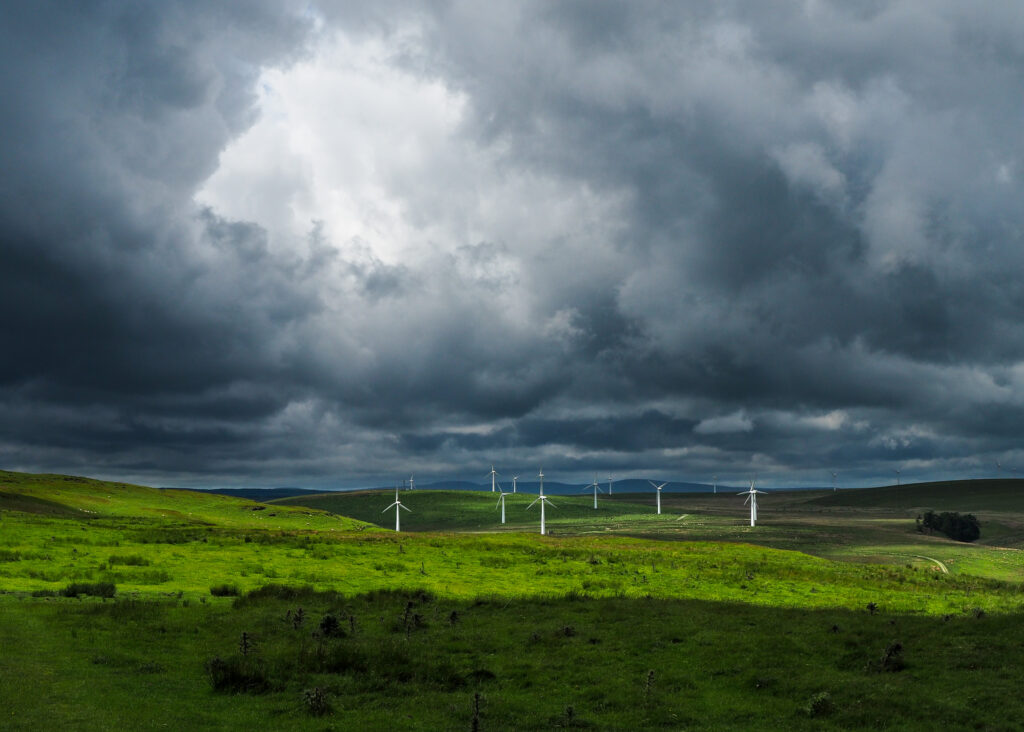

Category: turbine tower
[383, 487, 411, 532]
[583, 476, 604, 509]
[512, 475, 519, 494]
[737, 479, 764, 527]
[409, 474, 415, 491]
[496, 485, 511, 524]
[649, 480, 666, 515]
[527, 467, 556, 534]
[713, 475, 718, 495]
[607, 475, 614, 496]
[831, 471, 837, 492]
[488, 465, 499, 492]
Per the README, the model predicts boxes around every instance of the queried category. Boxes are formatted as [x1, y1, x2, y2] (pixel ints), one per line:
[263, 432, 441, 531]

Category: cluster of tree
[915, 510, 980, 542]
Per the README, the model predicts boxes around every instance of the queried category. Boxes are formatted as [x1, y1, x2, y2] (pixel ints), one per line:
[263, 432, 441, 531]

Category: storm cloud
[2, 1, 1023, 488]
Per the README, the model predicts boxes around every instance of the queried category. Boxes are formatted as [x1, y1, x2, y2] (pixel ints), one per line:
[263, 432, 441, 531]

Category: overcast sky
[2, 1, 1023, 489]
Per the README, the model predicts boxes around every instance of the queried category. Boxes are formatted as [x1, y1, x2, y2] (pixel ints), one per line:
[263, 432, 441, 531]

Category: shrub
[107, 554, 150, 566]
[60, 582, 115, 598]
[319, 613, 344, 638]
[210, 584, 241, 597]
[919, 510, 980, 542]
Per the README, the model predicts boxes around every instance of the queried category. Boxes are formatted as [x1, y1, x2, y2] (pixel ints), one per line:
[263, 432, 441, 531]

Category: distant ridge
[166, 487, 328, 502]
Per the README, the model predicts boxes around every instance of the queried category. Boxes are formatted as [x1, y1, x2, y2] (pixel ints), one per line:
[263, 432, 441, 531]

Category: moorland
[2, 470, 1023, 730]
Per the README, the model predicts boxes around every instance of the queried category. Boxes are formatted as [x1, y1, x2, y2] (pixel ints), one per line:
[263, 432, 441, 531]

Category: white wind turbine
[527, 467, 556, 535]
[512, 475, 519, 493]
[831, 471, 837, 492]
[582, 476, 604, 509]
[495, 483, 512, 524]
[383, 487, 411, 532]
[607, 475, 614, 496]
[737, 479, 765, 527]
[713, 475, 718, 494]
[409, 474, 415, 491]
[649, 480, 667, 515]
[488, 465, 499, 492]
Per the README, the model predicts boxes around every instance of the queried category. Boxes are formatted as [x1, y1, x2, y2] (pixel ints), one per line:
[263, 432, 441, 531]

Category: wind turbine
[488, 465, 499, 492]
[831, 471, 837, 492]
[383, 487, 411, 532]
[409, 474, 415, 491]
[649, 480, 666, 515]
[582, 476, 604, 509]
[607, 476, 614, 496]
[737, 479, 765, 527]
[495, 484, 511, 524]
[895, 468, 901, 487]
[713, 475, 718, 495]
[527, 467, 556, 534]
[512, 475, 519, 494]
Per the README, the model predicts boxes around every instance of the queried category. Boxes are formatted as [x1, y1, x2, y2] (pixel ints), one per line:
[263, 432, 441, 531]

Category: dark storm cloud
[2, 1, 1024, 487]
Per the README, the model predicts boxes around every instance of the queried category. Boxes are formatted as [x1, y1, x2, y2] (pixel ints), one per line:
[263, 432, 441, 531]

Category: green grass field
[3, 471, 1024, 729]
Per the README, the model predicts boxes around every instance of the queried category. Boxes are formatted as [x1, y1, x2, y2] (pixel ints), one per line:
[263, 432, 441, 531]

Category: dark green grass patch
[3, 589, 1024, 730]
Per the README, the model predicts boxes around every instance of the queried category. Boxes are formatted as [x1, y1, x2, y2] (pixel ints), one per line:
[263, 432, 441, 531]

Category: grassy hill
[274, 489, 660, 531]
[0, 470, 370, 531]
[808, 479, 1024, 513]
[4, 470, 1024, 729]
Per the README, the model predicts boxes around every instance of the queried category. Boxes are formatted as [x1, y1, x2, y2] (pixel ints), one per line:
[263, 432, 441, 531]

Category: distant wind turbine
[512, 475, 519, 494]
[488, 465, 499, 493]
[737, 479, 765, 527]
[649, 480, 666, 515]
[607, 476, 614, 496]
[409, 474, 415, 491]
[895, 468, 901, 487]
[831, 471, 837, 492]
[383, 487, 411, 532]
[527, 467, 556, 535]
[582, 476, 604, 509]
[713, 475, 718, 495]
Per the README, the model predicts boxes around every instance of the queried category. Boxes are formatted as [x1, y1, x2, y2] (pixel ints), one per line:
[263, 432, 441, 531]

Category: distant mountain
[411, 479, 732, 495]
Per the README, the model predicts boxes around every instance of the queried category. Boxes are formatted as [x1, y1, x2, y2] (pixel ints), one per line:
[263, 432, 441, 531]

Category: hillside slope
[0, 470, 370, 531]
[808, 479, 1024, 513]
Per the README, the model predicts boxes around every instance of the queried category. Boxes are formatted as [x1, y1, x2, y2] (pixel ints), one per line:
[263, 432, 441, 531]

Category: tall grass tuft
[60, 582, 115, 598]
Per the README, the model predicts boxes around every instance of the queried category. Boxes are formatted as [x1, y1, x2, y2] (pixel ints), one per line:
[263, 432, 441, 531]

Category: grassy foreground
[2, 471, 1024, 729]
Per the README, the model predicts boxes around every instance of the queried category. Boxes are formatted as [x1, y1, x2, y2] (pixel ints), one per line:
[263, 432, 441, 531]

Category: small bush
[60, 582, 115, 598]
[210, 584, 241, 597]
[107, 554, 150, 566]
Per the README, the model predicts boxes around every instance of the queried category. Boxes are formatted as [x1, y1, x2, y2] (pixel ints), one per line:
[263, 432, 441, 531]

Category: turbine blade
[527, 497, 540, 509]
[400, 504, 411, 512]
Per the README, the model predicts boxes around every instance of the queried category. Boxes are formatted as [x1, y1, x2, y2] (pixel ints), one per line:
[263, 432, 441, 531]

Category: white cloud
[694, 411, 754, 435]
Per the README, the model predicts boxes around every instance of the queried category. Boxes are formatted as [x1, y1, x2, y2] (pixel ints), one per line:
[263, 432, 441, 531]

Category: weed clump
[868, 641, 906, 673]
[209, 584, 240, 597]
[302, 687, 330, 716]
[205, 656, 268, 694]
[802, 691, 834, 717]
[60, 582, 115, 598]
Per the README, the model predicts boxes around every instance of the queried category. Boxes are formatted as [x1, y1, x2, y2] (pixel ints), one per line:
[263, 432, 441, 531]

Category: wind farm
[5, 1, 1024, 729]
